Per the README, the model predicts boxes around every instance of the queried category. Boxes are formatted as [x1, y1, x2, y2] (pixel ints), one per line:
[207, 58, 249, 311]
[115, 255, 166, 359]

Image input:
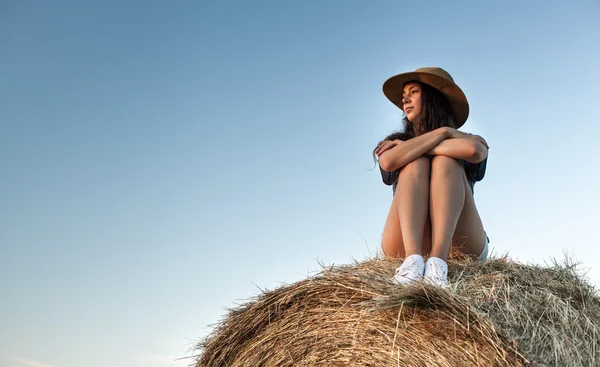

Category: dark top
[379, 157, 488, 195]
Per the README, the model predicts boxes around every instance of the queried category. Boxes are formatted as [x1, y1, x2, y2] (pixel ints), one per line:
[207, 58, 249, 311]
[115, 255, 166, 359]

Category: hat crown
[415, 67, 454, 83]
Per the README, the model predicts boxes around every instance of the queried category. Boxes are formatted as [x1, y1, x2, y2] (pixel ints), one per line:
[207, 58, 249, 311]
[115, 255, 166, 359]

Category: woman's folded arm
[425, 137, 488, 163]
[378, 127, 449, 171]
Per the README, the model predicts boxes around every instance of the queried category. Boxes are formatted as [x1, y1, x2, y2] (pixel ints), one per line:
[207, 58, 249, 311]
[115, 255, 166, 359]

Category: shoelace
[427, 260, 447, 280]
[396, 259, 422, 277]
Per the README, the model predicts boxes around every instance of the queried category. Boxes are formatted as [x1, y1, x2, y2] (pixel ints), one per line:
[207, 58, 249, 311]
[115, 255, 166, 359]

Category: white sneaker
[392, 254, 425, 284]
[423, 257, 449, 287]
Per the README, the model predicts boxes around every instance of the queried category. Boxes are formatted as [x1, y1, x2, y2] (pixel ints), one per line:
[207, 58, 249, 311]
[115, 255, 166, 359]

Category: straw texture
[194, 256, 600, 366]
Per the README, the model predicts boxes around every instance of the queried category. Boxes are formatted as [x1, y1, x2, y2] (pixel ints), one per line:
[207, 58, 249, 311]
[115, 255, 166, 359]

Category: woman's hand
[375, 139, 401, 156]
[446, 128, 489, 149]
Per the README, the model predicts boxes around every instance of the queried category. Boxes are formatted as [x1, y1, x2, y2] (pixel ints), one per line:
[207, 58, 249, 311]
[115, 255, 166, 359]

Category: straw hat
[382, 67, 469, 128]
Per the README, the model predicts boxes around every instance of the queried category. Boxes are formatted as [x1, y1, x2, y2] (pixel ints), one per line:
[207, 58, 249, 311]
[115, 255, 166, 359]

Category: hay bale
[194, 256, 600, 366]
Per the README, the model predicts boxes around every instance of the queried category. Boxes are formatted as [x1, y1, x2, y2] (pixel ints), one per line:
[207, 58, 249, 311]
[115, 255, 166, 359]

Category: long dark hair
[374, 82, 456, 153]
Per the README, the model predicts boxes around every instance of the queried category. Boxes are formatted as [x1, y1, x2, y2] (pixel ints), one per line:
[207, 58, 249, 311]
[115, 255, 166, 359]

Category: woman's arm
[377, 127, 449, 171]
[425, 137, 488, 163]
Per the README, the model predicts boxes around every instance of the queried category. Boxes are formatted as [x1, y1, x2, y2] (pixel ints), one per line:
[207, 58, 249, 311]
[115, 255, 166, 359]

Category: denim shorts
[478, 232, 490, 261]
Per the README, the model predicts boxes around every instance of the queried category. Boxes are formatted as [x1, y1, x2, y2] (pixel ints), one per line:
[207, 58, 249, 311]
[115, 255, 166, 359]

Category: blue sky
[1, 1, 599, 366]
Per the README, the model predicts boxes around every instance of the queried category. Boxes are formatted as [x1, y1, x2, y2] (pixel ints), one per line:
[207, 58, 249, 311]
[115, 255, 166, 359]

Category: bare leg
[381, 156, 431, 258]
[381, 188, 406, 258]
[429, 156, 485, 261]
[381, 192, 432, 258]
[452, 169, 486, 258]
[399, 156, 431, 257]
[429, 156, 466, 261]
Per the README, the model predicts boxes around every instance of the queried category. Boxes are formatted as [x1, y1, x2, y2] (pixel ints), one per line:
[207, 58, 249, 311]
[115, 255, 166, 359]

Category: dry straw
[194, 255, 600, 366]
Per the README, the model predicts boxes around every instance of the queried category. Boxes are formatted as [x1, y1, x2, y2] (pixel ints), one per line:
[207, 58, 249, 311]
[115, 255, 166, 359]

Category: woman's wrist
[438, 126, 451, 140]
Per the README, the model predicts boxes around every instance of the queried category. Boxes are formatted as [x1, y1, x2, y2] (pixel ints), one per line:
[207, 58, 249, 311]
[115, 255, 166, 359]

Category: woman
[374, 67, 489, 287]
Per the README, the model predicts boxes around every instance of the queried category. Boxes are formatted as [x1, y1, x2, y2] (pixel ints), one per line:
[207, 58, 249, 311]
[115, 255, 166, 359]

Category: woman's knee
[431, 155, 462, 173]
[400, 155, 430, 179]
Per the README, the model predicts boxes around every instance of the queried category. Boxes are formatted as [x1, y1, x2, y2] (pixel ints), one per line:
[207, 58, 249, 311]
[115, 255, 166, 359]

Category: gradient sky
[1, 1, 599, 367]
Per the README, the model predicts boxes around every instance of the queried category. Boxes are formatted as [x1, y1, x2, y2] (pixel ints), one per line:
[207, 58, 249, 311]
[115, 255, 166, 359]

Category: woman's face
[402, 82, 422, 123]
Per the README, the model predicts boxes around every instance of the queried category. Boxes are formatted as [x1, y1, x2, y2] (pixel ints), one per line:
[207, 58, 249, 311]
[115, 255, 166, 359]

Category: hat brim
[382, 71, 469, 128]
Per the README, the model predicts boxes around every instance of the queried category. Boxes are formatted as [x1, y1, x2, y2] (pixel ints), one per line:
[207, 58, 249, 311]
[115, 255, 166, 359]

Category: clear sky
[1, 1, 599, 367]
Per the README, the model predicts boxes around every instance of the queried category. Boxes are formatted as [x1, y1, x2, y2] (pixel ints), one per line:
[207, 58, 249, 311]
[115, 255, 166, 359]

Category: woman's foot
[423, 257, 449, 287]
[392, 254, 425, 284]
